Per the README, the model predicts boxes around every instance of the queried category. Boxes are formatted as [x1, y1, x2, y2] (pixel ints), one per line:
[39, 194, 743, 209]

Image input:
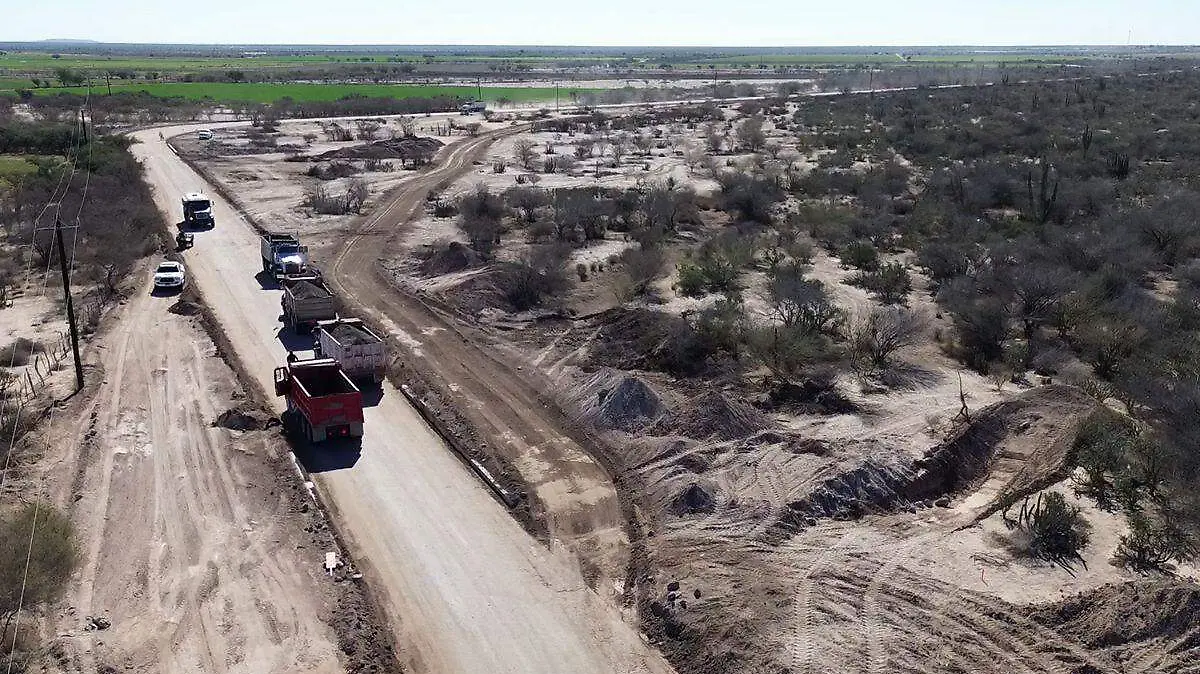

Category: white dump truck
[260, 232, 312, 280]
[315, 318, 386, 384]
[182, 192, 214, 227]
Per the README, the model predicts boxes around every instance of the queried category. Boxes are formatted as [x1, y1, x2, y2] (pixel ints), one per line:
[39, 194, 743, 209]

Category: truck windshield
[277, 245, 300, 256]
[187, 200, 211, 210]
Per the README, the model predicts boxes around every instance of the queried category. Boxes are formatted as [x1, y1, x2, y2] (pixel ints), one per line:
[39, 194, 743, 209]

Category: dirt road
[40, 285, 347, 673]
[131, 125, 673, 674]
[326, 131, 633, 596]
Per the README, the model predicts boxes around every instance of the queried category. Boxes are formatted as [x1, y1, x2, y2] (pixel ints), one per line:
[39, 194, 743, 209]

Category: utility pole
[53, 218, 84, 391]
[555, 82, 560, 112]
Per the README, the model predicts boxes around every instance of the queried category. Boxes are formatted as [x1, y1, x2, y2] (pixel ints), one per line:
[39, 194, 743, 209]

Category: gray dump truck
[261, 232, 312, 280]
[315, 318, 387, 384]
[281, 275, 337, 333]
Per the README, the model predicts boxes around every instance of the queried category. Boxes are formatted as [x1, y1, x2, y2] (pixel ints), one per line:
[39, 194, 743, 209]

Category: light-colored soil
[36, 281, 349, 673]
[137, 123, 673, 674]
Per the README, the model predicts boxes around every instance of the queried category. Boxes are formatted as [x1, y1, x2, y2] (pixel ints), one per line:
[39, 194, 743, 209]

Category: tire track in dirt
[49, 286, 344, 674]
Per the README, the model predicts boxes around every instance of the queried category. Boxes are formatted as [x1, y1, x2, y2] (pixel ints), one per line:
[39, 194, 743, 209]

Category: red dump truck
[314, 318, 386, 384]
[273, 358, 364, 443]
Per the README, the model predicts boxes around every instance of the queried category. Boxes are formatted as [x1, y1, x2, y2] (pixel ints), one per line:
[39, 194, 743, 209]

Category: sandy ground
[134, 122, 674, 674]
[35, 281, 349, 673]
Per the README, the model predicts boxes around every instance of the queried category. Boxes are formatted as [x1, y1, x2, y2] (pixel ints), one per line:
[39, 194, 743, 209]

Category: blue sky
[3, 0, 1198, 46]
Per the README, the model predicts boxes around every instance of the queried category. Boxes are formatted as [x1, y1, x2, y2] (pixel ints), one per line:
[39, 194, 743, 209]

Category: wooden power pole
[53, 218, 84, 391]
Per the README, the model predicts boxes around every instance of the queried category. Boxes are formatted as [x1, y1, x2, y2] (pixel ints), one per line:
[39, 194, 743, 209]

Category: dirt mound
[326, 322, 378, 346]
[213, 407, 273, 431]
[167, 299, 202, 316]
[588, 308, 712, 377]
[572, 369, 666, 431]
[767, 385, 1096, 541]
[670, 482, 717, 516]
[903, 384, 1096, 520]
[420, 241, 481, 276]
[657, 391, 767, 441]
[288, 280, 332, 300]
[317, 136, 444, 162]
[1033, 581, 1200, 652]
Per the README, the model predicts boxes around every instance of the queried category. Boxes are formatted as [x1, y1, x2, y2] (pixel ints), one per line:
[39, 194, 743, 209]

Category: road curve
[131, 124, 673, 674]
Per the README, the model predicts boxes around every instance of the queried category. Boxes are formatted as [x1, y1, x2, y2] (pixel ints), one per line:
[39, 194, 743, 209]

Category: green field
[6, 81, 593, 104]
[0, 51, 615, 74]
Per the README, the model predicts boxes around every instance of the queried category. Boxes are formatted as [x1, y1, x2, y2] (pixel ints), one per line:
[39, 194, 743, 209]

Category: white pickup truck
[314, 318, 386, 384]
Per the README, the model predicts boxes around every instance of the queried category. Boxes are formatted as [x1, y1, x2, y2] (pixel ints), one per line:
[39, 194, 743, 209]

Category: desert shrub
[693, 299, 746, 356]
[1011, 492, 1091, 563]
[0, 502, 78, 616]
[767, 262, 842, 334]
[1071, 410, 1138, 509]
[303, 179, 368, 215]
[305, 161, 360, 180]
[1115, 512, 1196, 571]
[717, 172, 784, 224]
[498, 244, 572, 311]
[848, 261, 911, 304]
[850, 307, 927, 368]
[0, 338, 41, 367]
[614, 247, 666, 301]
[675, 232, 758, 297]
[840, 240, 879, 271]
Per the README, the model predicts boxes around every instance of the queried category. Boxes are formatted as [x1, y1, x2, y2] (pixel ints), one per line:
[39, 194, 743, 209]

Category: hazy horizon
[4, 0, 1199, 47]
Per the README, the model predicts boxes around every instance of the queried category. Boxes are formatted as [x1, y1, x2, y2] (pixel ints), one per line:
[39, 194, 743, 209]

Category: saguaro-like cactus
[1026, 158, 1060, 225]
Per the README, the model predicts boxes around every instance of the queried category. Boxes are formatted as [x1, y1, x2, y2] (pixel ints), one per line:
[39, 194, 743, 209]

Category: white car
[153, 260, 187, 291]
[197, 129, 213, 140]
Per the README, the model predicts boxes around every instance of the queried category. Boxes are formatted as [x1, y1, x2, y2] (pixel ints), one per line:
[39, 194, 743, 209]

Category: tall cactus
[1027, 158, 1060, 225]
[1080, 124, 1094, 157]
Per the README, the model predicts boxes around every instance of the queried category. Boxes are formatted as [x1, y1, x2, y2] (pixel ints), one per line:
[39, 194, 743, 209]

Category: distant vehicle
[152, 260, 186, 291]
[197, 129, 213, 140]
[181, 192, 214, 228]
[260, 232, 312, 280]
[280, 275, 337, 333]
[315, 318, 386, 384]
[274, 357, 364, 443]
[459, 101, 487, 115]
[175, 230, 194, 250]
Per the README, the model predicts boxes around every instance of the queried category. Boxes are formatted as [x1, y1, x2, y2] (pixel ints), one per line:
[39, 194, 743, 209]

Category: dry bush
[303, 178, 369, 215]
[850, 307, 927, 368]
[0, 502, 78, 616]
[613, 247, 666, 301]
[0, 338, 41, 367]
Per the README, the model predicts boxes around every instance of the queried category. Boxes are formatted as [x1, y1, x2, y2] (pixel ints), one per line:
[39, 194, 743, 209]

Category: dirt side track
[38, 284, 357, 673]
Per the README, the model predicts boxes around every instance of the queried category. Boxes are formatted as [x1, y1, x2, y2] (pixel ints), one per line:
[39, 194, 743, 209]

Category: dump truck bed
[316, 318, 387, 383]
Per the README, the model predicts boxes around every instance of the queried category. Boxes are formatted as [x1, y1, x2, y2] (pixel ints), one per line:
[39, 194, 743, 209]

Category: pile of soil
[657, 391, 767, 441]
[670, 482, 718, 516]
[572, 369, 666, 431]
[326, 322, 378, 346]
[1033, 581, 1200, 650]
[420, 241, 481, 276]
[588, 308, 708, 376]
[317, 136, 444, 162]
[289, 280, 333, 300]
[167, 299, 202, 316]
[213, 407, 274, 431]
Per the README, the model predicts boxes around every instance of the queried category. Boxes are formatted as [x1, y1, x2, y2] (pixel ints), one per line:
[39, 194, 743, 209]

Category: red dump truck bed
[273, 358, 364, 443]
